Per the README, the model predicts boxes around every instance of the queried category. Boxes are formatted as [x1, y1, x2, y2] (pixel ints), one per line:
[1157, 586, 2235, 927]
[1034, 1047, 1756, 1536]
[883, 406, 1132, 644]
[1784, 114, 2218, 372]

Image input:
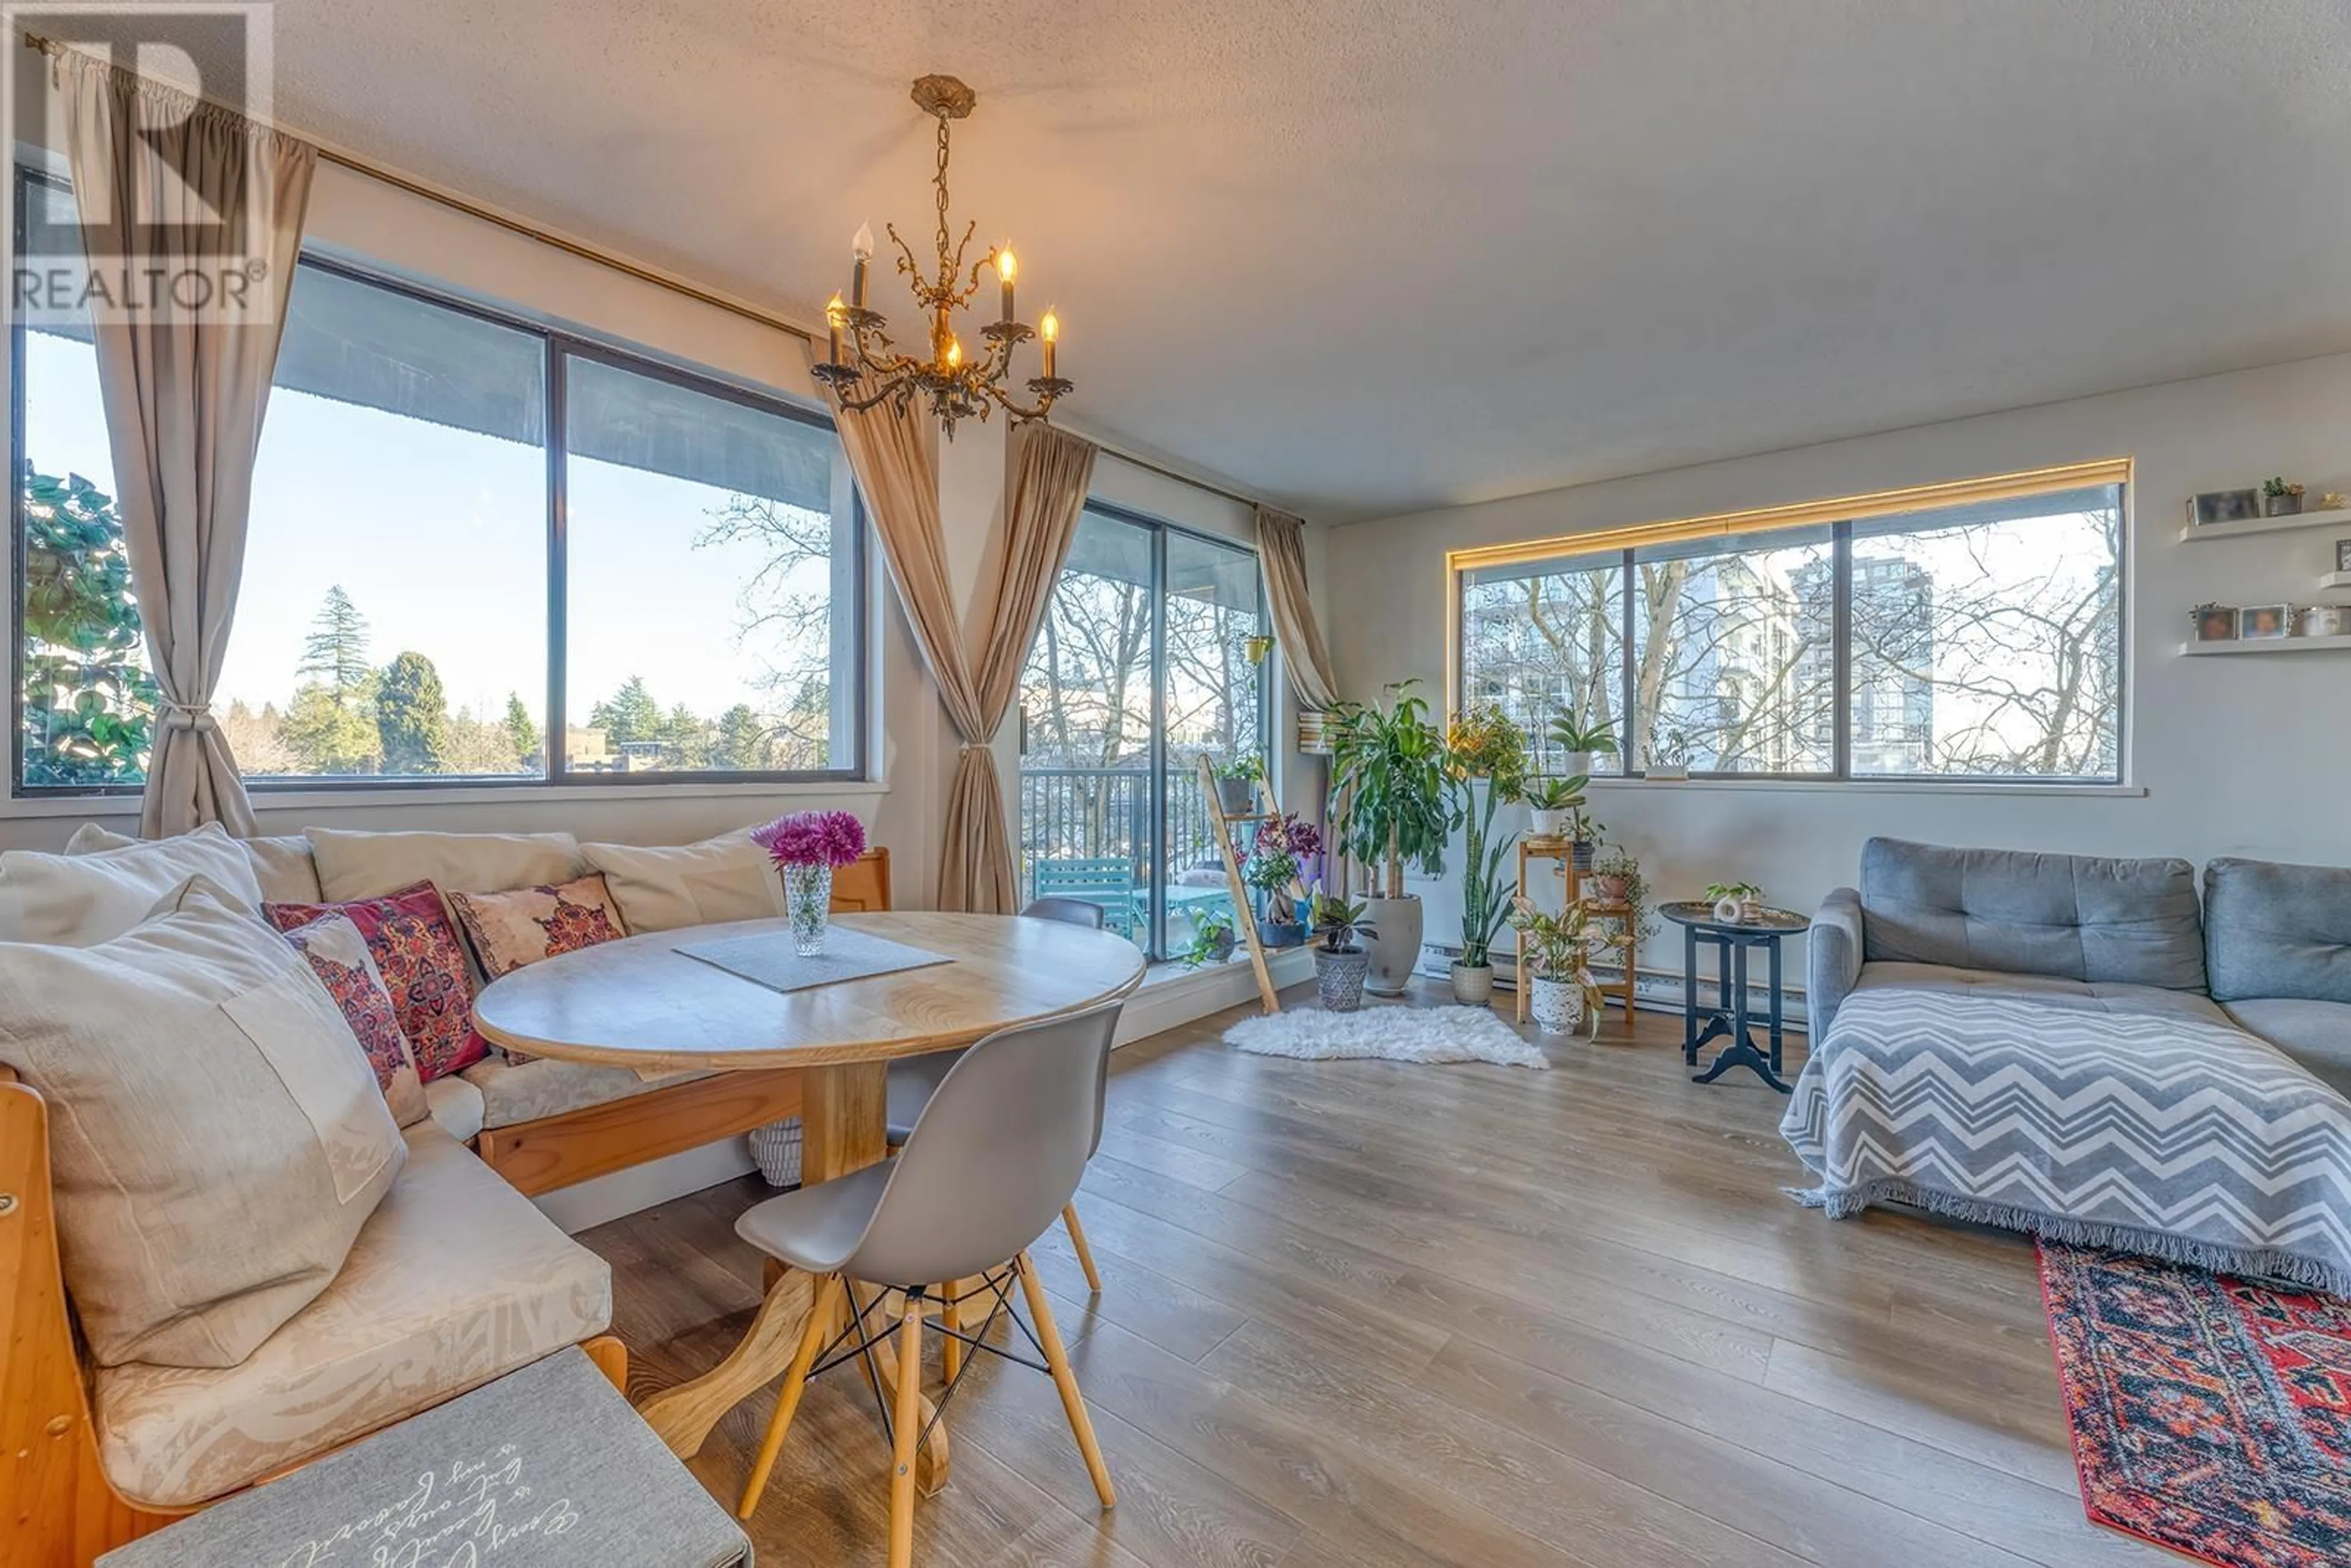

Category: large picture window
[1456, 469, 2126, 783]
[10, 168, 863, 795]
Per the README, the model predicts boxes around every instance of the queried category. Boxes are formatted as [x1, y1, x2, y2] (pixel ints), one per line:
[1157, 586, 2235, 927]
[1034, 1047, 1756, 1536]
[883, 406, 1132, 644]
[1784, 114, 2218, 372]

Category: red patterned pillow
[445, 873, 631, 980]
[264, 882, 487, 1081]
[277, 912, 429, 1126]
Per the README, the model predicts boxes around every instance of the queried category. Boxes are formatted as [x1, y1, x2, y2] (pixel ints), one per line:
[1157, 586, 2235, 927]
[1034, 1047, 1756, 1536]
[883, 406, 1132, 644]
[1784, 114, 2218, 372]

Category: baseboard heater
[1413, 942, 1812, 1032]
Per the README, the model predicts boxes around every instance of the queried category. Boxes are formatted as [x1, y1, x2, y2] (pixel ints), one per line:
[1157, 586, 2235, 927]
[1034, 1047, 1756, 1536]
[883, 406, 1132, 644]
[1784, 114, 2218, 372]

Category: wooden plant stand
[1512, 840, 1638, 1032]
[1196, 756, 1282, 1015]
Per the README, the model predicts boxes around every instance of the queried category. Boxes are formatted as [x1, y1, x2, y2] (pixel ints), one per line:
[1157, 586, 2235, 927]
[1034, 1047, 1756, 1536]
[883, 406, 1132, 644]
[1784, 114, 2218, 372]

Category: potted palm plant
[1548, 707, 1619, 779]
[1327, 681, 1449, 997]
[1307, 888, 1378, 1011]
[1442, 703, 1529, 1005]
[1509, 895, 1605, 1036]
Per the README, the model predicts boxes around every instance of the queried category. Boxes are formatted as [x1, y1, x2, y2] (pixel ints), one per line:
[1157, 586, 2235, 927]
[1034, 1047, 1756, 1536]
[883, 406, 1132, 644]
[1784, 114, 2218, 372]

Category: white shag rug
[1223, 1005, 1550, 1068]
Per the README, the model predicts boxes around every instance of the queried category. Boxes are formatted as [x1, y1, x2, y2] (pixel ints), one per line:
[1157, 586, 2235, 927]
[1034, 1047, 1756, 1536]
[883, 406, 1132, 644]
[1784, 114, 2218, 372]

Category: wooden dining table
[472, 910, 1146, 1478]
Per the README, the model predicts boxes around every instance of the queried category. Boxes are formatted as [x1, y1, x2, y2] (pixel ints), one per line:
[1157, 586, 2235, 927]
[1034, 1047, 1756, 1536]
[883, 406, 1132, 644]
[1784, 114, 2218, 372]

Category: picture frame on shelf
[2241, 604, 2292, 640]
[2189, 489, 2262, 527]
[2338, 538, 2351, 574]
[2191, 604, 2240, 642]
[2298, 604, 2351, 639]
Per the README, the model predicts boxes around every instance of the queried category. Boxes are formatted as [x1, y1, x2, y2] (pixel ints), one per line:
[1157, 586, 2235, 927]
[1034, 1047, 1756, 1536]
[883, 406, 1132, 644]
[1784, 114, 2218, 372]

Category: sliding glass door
[1018, 506, 1268, 959]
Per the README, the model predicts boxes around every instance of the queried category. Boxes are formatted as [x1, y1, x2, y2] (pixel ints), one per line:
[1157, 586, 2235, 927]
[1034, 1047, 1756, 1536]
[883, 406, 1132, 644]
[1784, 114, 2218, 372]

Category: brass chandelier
[814, 73, 1071, 437]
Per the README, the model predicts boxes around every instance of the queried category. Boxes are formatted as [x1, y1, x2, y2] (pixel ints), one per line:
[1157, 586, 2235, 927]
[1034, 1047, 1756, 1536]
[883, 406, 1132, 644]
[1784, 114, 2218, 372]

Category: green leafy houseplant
[1213, 752, 1265, 782]
[1509, 894, 1606, 1033]
[1307, 890, 1376, 955]
[1523, 775, 1588, 812]
[1443, 704, 1529, 980]
[1325, 681, 1449, 899]
[1180, 913, 1237, 968]
[1589, 847, 1657, 942]
[1547, 708, 1619, 762]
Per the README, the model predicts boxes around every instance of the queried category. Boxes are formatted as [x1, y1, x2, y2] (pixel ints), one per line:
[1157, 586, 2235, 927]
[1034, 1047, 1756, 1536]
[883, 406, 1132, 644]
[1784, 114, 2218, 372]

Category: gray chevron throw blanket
[1782, 988, 2351, 1296]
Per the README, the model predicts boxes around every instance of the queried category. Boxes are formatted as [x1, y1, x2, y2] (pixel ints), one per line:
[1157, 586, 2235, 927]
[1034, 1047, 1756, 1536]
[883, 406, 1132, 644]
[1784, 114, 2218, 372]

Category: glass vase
[781, 862, 833, 956]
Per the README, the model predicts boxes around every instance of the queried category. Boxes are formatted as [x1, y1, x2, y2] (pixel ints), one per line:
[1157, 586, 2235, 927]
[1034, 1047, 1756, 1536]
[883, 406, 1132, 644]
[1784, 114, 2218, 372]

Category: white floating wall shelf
[2177, 506, 2351, 544]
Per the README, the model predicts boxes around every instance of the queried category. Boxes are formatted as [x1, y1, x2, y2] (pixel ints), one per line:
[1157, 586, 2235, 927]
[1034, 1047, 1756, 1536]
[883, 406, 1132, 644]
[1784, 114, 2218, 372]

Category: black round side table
[1657, 901, 1808, 1093]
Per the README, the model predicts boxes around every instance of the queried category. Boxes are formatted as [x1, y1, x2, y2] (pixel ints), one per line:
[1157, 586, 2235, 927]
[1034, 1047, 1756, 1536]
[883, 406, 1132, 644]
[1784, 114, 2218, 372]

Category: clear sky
[21, 330, 837, 727]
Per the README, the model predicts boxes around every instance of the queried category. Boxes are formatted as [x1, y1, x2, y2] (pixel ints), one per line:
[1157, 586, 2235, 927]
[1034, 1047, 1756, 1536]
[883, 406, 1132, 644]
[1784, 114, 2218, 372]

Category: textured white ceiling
[240, 1, 2351, 519]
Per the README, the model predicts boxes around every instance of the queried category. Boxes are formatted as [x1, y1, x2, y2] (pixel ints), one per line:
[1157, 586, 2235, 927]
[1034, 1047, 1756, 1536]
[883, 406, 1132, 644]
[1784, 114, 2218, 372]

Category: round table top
[472, 912, 1148, 1073]
[1657, 900, 1809, 934]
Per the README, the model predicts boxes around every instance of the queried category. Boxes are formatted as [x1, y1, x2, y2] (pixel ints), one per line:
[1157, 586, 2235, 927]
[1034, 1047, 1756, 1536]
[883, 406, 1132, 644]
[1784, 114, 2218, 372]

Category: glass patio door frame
[1038, 500, 1269, 961]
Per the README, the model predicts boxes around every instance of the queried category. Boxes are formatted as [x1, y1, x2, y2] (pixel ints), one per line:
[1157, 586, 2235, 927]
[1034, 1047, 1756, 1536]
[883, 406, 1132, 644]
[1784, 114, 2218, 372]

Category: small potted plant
[1245, 812, 1320, 946]
[1307, 888, 1378, 1011]
[2263, 476, 2306, 518]
[1213, 753, 1266, 815]
[1523, 774, 1588, 841]
[751, 809, 868, 956]
[1509, 895, 1605, 1037]
[1547, 708, 1619, 778]
[1646, 729, 1692, 782]
[1180, 912, 1237, 968]
[1706, 881, 1766, 924]
[1567, 803, 1604, 872]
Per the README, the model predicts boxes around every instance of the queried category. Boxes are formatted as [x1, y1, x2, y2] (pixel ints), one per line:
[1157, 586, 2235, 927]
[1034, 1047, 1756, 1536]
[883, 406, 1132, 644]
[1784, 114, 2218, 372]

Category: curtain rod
[19, 29, 1287, 520]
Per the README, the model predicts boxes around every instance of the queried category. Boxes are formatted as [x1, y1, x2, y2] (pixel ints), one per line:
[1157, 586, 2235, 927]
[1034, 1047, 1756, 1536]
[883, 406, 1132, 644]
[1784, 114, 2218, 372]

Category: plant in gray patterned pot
[1308, 888, 1377, 1012]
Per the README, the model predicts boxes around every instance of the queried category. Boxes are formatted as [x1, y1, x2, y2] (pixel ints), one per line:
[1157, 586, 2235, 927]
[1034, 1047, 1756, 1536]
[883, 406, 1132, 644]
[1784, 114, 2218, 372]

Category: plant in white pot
[1327, 682, 1449, 997]
[1547, 707, 1618, 782]
[1307, 888, 1378, 1012]
[1523, 774, 1588, 842]
[1509, 895, 1605, 1037]
[1442, 703, 1529, 1006]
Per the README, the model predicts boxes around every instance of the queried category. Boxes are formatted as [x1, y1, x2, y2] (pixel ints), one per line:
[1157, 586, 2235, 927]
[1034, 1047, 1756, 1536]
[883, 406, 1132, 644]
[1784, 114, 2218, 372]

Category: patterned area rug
[2039, 1241, 2351, 1567]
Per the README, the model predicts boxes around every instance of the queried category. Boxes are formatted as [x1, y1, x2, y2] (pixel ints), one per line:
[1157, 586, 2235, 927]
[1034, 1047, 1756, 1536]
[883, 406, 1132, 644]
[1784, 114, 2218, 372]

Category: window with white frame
[1455, 471, 2126, 782]
[11, 167, 865, 795]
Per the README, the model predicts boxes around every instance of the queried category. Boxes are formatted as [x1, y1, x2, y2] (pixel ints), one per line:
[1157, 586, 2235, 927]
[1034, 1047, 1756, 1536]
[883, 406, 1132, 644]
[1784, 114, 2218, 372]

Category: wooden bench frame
[0, 1070, 627, 1567]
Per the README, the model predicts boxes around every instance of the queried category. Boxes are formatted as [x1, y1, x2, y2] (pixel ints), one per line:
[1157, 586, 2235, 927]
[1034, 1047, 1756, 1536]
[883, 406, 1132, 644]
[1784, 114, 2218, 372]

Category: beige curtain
[53, 47, 315, 837]
[828, 382, 1097, 911]
[1254, 505, 1339, 711]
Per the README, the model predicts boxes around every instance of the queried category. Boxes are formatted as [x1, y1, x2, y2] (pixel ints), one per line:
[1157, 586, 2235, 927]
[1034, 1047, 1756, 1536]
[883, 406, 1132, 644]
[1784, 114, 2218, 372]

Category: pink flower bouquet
[751, 809, 867, 869]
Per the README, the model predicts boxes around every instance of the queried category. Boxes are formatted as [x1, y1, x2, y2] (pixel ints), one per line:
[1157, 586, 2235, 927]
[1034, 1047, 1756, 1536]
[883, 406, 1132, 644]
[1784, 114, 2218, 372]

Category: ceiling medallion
[814, 73, 1071, 438]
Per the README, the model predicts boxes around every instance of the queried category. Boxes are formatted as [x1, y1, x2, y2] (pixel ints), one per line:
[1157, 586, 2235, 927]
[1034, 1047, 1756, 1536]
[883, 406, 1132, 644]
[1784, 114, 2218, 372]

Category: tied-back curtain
[1254, 505, 1338, 712]
[52, 45, 316, 837]
[954, 422, 1097, 908]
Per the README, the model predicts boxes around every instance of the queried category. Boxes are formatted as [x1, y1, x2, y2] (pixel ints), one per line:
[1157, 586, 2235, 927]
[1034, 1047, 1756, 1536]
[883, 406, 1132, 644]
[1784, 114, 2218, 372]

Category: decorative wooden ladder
[1195, 756, 1282, 1015]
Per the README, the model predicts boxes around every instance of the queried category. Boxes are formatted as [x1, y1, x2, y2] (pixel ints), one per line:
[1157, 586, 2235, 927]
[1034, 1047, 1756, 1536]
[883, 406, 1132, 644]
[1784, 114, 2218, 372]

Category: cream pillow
[0, 822, 263, 946]
[69, 823, 324, 907]
[306, 828, 585, 904]
[580, 830, 784, 933]
[0, 879, 405, 1367]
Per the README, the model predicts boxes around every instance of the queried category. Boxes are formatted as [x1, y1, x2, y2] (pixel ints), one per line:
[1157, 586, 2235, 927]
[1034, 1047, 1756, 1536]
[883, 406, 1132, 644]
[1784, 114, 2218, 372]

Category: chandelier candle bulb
[1040, 309, 1059, 378]
[825, 293, 845, 365]
[851, 221, 874, 307]
[997, 247, 1016, 323]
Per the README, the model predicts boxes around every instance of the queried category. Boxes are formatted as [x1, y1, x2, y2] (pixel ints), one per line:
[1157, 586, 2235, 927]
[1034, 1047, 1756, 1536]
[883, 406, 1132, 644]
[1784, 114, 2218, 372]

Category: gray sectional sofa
[1787, 838, 2351, 1293]
[1806, 838, 2351, 1087]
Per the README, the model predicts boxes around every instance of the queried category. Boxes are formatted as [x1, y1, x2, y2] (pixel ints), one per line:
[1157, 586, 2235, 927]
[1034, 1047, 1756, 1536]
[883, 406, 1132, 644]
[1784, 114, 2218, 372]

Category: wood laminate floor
[582, 981, 2167, 1568]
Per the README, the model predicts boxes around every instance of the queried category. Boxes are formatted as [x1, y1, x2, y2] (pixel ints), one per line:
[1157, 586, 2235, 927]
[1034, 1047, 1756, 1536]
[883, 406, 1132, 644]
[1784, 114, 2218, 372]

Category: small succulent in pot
[2262, 476, 2306, 517]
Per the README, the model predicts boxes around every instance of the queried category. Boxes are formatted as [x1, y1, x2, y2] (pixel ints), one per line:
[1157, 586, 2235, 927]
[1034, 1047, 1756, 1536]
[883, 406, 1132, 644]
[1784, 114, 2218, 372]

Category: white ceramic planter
[1528, 807, 1571, 839]
[1450, 962, 1495, 1006]
[1561, 750, 1594, 778]
[1362, 895, 1422, 996]
[1529, 975, 1584, 1035]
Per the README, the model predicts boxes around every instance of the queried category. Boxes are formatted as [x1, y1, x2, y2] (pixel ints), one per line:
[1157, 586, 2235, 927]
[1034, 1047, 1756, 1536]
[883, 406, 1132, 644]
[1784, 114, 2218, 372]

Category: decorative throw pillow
[446, 873, 631, 980]
[277, 912, 430, 1128]
[579, 830, 782, 933]
[0, 878, 405, 1368]
[0, 822, 264, 945]
[264, 883, 489, 1082]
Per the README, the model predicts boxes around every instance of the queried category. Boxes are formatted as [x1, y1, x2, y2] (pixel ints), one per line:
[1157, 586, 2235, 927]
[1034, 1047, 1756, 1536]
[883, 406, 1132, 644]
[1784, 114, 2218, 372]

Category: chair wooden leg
[582, 1334, 628, 1392]
[1062, 1202, 1103, 1294]
[887, 1295, 926, 1568]
[1014, 1252, 1116, 1509]
[938, 1280, 966, 1384]
[736, 1274, 844, 1521]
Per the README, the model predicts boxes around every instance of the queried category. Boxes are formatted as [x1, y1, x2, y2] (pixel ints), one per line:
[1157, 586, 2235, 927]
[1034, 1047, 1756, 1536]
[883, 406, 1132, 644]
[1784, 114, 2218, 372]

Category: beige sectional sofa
[0, 821, 887, 1561]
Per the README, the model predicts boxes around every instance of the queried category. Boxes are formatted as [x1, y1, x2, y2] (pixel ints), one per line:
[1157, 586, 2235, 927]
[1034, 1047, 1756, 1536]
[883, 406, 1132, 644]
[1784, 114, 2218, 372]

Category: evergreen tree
[281, 684, 381, 774]
[375, 651, 450, 775]
[666, 703, 714, 770]
[713, 703, 769, 771]
[298, 587, 373, 705]
[589, 676, 662, 746]
[502, 693, 541, 768]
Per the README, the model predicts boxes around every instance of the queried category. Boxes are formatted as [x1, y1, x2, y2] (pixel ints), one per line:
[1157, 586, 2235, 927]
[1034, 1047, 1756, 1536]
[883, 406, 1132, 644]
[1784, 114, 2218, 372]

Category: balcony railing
[1016, 764, 1222, 910]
